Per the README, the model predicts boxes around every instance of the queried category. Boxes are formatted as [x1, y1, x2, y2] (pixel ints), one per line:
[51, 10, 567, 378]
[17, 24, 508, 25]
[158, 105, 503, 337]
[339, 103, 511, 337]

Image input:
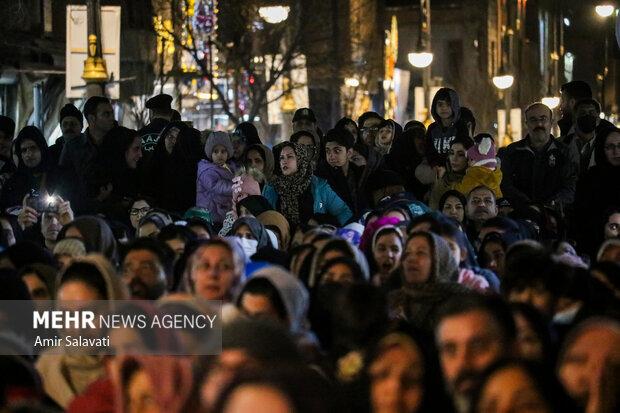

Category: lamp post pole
[421, 0, 431, 120]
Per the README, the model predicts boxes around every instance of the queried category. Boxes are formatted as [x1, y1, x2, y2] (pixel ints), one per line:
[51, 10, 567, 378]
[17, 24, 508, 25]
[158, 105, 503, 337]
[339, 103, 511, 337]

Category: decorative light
[596, 5, 615, 17]
[258, 6, 290, 24]
[563, 17, 571, 26]
[196, 92, 218, 100]
[542, 96, 560, 109]
[493, 74, 514, 89]
[408, 52, 433, 68]
[345, 77, 359, 87]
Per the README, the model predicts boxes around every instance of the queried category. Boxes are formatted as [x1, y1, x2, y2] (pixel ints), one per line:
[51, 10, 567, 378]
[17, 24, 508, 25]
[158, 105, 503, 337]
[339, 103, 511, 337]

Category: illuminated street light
[493, 74, 514, 89]
[408, 52, 433, 68]
[542, 96, 560, 109]
[596, 5, 615, 17]
[259, 6, 290, 24]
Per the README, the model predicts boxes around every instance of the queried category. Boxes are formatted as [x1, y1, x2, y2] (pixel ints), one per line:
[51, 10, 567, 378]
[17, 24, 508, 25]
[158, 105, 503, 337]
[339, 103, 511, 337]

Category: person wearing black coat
[0, 126, 76, 210]
[145, 121, 204, 215]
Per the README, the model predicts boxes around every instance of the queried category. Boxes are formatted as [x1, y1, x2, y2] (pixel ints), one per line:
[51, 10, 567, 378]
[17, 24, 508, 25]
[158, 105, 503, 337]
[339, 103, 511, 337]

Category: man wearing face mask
[560, 98, 603, 173]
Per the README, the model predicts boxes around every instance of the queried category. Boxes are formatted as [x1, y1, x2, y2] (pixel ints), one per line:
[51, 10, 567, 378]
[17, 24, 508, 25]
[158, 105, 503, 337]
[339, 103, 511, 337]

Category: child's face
[436, 100, 454, 119]
[377, 125, 393, 148]
[211, 144, 229, 165]
[325, 142, 350, 168]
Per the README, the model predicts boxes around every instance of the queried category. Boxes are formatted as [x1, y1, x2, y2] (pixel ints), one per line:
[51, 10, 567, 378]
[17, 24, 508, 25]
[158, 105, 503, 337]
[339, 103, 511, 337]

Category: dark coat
[499, 135, 578, 207]
[315, 160, 367, 215]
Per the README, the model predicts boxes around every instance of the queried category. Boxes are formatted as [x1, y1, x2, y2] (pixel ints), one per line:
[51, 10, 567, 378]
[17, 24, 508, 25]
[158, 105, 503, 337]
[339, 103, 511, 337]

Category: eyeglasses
[360, 127, 379, 133]
[129, 207, 151, 216]
[604, 143, 620, 151]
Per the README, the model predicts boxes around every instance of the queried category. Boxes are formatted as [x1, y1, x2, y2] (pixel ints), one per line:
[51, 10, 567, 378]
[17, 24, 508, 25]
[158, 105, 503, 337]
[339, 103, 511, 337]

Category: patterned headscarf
[269, 142, 313, 225]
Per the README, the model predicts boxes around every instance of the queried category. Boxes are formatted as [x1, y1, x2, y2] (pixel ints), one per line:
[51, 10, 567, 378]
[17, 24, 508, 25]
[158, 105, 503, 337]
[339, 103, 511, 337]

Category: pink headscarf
[359, 216, 402, 253]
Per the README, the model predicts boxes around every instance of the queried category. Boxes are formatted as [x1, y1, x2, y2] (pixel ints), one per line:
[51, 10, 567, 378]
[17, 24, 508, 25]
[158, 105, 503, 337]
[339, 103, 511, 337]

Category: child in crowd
[454, 133, 503, 199]
[196, 131, 235, 225]
[425, 87, 469, 163]
[375, 119, 402, 155]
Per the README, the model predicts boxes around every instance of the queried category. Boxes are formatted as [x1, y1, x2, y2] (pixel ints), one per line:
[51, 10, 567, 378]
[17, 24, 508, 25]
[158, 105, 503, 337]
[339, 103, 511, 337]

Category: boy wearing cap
[316, 129, 367, 215]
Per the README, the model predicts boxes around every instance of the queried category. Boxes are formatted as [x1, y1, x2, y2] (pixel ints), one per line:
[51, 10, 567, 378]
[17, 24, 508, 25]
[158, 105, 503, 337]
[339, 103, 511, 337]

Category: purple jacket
[196, 160, 234, 223]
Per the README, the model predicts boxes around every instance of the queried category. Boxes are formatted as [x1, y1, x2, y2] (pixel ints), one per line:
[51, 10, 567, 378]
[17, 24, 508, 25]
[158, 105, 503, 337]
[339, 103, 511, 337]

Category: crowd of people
[0, 79, 618, 413]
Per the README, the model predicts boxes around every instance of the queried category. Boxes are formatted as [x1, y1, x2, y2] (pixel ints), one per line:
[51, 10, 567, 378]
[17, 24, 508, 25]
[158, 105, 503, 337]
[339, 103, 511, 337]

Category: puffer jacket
[196, 160, 234, 223]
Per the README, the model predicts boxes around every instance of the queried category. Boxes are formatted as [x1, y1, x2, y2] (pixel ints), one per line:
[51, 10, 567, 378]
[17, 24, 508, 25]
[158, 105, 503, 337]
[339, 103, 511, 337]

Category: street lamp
[408, 51, 433, 68]
[259, 6, 290, 24]
[596, 4, 615, 17]
[492, 73, 514, 89]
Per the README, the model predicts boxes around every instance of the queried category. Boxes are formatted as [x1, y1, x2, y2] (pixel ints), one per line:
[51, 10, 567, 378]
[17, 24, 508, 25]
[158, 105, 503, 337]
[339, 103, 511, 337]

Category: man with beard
[121, 237, 174, 299]
[434, 294, 517, 413]
[465, 185, 498, 247]
[499, 102, 578, 210]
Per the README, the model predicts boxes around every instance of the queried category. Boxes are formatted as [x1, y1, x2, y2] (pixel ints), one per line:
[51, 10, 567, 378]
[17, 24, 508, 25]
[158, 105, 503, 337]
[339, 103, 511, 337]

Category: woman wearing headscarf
[257, 210, 291, 251]
[230, 216, 272, 259]
[388, 231, 469, 331]
[262, 142, 352, 228]
[575, 126, 620, 257]
[0, 126, 75, 209]
[57, 216, 118, 265]
[36, 254, 129, 408]
[86, 126, 142, 220]
[146, 121, 204, 215]
[242, 143, 274, 181]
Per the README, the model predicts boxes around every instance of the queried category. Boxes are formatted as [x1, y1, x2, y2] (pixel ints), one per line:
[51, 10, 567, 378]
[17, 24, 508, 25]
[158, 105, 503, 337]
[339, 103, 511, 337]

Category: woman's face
[245, 149, 265, 173]
[192, 245, 236, 300]
[349, 149, 367, 167]
[442, 196, 465, 223]
[603, 132, 620, 166]
[279, 146, 298, 176]
[240, 292, 283, 324]
[222, 384, 295, 413]
[129, 200, 151, 229]
[164, 127, 180, 154]
[65, 226, 84, 240]
[369, 343, 424, 413]
[475, 366, 551, 413]
[481, 241, 505, 278]
[513, 313, 544, 362]
[296, 136, 316, 160]
[402, 236, 433, 283]
[125, 136, 143, 169]
[320, 263, 355, 285]
[234, 224, 256, 240]
[448, 143, 468, 172]
[373, 233, 403, 276]
[138, 222, 160, 239]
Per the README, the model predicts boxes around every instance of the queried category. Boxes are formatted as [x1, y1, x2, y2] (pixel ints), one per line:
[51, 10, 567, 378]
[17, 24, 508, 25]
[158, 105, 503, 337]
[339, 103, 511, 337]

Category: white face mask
[238, 238, 259, 260]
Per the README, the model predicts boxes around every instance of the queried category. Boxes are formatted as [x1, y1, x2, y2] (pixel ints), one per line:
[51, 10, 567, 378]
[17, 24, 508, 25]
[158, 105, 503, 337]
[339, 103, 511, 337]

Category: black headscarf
[14, 126, 50, 173]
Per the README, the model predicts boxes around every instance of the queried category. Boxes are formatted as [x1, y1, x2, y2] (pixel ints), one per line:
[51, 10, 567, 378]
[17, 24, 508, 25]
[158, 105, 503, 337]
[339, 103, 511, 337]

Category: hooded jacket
[425, 88, 469, 163]
[196, 160, 234, 224]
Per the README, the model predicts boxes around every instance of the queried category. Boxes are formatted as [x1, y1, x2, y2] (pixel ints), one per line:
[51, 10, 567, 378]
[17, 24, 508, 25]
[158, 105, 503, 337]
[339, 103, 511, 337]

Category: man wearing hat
[0, 115, 15, 160]
[49, 103, 83, 165]
[139, 93, 174, 154]
[292, 107, 317, 134]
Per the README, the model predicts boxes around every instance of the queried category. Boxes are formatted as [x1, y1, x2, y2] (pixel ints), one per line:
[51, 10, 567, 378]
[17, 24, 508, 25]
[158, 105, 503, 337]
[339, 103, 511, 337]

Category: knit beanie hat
[53, 238, 87, 258]
[204, 131, 233, 160]
[59, 103, 84, 125]
[467, 134, 497, 169]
